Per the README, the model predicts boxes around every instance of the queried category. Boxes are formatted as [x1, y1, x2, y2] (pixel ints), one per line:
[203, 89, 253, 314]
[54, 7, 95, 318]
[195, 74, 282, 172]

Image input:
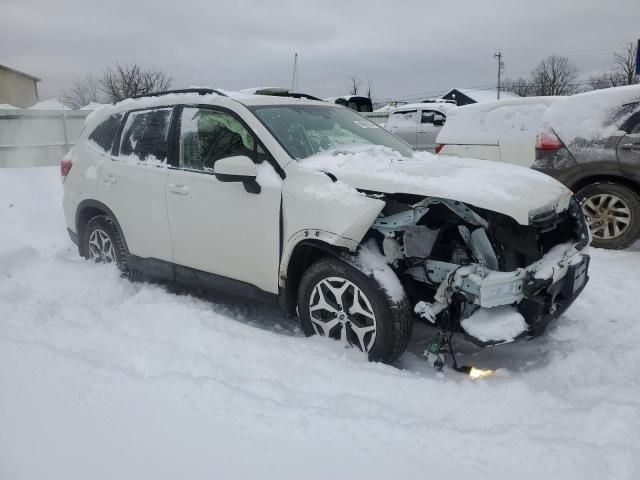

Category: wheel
[83, 215, 130, 274]
[576, 182, 640, 249]
[297, 256, 412, 363]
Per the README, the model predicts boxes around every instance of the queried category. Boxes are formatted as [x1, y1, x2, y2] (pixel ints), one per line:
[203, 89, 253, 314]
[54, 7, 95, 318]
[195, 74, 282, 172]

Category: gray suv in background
[533, 86, 640, 249]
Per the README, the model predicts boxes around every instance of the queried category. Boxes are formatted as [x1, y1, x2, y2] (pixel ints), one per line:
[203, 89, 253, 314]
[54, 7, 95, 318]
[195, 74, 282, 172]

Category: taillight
[61, 158, 73, 178]
[535, 128, 563, 151]
[435, 144, 445, 154]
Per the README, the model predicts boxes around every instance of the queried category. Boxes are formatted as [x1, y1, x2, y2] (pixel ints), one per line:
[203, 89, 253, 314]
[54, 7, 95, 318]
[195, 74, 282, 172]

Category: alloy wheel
[581, 193, 632, 240]
[308, 276, 377, 352]
[88, 228, 117, 264]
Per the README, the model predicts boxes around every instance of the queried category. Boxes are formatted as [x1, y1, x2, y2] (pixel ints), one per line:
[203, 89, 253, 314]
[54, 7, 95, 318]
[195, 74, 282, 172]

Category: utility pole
[494, 51, 504, 100]
[291, 52, 298, 92]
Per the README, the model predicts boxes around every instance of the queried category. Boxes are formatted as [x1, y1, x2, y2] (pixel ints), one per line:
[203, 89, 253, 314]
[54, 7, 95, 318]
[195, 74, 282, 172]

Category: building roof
[0, 64, 41, 82]
[442, 88, 519, 103]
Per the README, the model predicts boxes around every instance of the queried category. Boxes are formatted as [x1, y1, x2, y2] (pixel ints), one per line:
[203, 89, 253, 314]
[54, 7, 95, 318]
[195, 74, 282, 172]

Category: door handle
[620, 143, 640, 150]
[168, 183, 190, 195]
[102, 174, 117, 185]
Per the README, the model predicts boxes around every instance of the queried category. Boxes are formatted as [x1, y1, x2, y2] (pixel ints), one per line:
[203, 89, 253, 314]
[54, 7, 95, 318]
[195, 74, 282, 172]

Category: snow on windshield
[544, 84, 640, 144]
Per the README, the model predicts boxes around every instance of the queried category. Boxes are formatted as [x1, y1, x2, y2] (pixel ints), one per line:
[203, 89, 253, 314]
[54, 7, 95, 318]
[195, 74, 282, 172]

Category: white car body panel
[438, 144, 501, 162]
[166, 168, 282, 293]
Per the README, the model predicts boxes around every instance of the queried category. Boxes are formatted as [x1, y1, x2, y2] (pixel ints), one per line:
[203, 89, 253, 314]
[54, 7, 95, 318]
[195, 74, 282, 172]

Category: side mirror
[214, 155, 261, 194]
[433, 114, 445, 127]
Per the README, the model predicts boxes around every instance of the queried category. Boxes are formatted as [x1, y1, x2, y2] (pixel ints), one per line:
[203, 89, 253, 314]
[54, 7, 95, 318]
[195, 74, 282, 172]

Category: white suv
[62, 89, 591, 364]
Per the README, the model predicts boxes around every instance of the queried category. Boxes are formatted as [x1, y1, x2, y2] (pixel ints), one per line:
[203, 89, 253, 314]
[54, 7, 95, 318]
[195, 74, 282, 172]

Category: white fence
[0, 110, 90, 168]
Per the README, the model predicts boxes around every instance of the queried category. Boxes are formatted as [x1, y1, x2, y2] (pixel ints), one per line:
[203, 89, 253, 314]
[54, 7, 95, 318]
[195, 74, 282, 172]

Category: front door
[165, 106, 282, 294]
[386, 109, 418, 147]
[416, 109, 444, 151]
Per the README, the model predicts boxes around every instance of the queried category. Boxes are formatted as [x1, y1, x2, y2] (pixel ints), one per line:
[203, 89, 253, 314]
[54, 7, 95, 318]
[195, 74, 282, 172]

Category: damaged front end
[368, 193, 590, 348]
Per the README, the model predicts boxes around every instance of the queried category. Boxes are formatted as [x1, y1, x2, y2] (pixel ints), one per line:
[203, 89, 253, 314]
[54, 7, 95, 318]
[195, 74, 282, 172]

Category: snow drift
[1, 167, 640, 480]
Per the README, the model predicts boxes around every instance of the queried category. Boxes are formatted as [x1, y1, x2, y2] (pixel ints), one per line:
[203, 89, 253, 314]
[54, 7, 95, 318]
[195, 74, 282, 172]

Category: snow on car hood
[300, 146, 572, 225]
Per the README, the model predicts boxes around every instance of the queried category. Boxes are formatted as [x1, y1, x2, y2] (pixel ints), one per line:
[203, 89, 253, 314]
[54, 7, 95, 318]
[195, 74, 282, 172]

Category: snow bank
[437, 97, 560, 145]
[461, 306, 528, 343]
[2, 167, 640, 479]
[545, 85, 640, 144]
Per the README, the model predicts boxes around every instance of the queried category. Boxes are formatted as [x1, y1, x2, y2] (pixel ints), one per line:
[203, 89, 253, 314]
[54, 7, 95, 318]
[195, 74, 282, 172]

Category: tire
[576, 182, 640, 249]
[83, 215, 130, 275]
[297, 256, 412, 363]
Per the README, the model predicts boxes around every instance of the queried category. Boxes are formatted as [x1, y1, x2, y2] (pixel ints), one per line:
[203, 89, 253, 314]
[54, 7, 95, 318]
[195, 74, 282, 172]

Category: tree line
[502, 42, 638, 97]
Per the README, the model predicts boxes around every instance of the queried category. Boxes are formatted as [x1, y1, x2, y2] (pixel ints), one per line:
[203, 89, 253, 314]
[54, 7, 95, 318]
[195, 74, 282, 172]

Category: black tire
[83, 215, 130, 276]
[297, 255, 412, 363]
[575, 182, 640, 249]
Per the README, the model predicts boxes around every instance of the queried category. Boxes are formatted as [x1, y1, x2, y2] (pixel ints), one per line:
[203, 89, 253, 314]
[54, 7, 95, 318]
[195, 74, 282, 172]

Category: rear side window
[421, 110, 436, 124]
[390, 110, 417, 125]
[119, 108, 173, 162]
[88, 114, 122, 152]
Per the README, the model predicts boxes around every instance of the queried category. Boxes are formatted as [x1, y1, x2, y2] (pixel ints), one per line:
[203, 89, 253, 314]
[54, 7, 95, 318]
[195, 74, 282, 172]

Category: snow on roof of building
[29, 99, 71, 110]
[443, 88, 520, 103]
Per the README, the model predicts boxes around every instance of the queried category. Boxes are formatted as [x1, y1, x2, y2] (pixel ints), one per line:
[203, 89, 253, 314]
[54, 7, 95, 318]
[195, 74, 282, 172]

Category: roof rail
[128, 88, 227, 100]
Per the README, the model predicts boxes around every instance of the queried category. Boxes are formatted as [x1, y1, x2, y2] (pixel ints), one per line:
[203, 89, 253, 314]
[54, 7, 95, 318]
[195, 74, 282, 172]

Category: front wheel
[297, 256, 412, 363]
[576, 182, 640, 249]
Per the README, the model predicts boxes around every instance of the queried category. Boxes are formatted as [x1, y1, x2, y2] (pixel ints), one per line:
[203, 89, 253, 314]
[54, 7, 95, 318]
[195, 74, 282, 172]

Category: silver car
[386, 103, 455, 151]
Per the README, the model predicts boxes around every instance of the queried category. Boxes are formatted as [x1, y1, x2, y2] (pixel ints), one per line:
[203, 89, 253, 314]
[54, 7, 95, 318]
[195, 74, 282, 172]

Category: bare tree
[612, 42, 639, 86]
[366, 79, 373, 100]
[589, 72, 621, 90]
[502, 77, 531, 96]
[100, 63, 173, 102]
[347, 76, 362, 96]
[530, 55, 578, 96]
[64, 73, 104, 108]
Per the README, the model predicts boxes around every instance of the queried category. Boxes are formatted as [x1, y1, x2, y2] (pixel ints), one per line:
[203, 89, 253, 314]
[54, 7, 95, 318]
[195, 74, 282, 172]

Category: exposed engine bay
[366, 193, 591, 352]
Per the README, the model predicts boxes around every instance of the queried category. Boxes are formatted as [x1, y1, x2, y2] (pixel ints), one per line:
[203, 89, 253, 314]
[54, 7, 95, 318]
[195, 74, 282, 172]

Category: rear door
[98, 107, 174, 263]
[416, 109, 444, 151]
[386, 110, 417, 147]
[165, 106, 282, 294]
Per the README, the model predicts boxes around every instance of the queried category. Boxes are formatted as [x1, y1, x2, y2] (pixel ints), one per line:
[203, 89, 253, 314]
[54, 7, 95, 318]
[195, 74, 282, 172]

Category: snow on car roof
[436, 96, 561, 145]
[81, 90, 329, 134]
[391, 102, 457, 113]
[544, 84, 640, 144]
[443, 88, 520, 103]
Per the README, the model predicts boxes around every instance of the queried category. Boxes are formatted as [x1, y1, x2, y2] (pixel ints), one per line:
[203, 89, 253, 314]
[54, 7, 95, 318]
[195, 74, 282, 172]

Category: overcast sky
[1, 0, 638, 103]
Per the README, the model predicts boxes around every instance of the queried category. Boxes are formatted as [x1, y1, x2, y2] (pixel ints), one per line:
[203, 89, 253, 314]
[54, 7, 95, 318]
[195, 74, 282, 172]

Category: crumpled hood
[300, 146, 572, 225]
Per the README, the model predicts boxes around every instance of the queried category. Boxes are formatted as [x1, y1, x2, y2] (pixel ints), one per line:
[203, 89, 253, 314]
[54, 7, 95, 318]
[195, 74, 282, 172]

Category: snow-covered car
[435, 97, 560, 167]
[533, 85, 640, 249]
[386, 103, 456, 152]
[61, 88, 590, 363]
[324, 95, 373, 112]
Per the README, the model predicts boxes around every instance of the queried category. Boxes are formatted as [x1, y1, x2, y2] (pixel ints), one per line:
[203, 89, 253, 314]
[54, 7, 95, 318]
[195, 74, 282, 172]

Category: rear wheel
[297, 256, 412, 363]
[83, 215, 130, 275]
[576, 182, 640, 249]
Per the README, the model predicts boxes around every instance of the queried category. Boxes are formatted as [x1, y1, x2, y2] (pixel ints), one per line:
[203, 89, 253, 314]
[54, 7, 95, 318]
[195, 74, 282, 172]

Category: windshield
[250, 104, 414, 160]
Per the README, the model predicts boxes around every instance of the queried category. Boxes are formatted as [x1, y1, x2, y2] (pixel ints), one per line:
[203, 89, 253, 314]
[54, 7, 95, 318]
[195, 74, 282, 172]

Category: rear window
[88, 114, 122, 152]
[119, 108, 173, 162]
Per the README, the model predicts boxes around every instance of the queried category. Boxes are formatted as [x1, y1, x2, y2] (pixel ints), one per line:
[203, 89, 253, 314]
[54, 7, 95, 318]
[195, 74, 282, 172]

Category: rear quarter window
[88, 114, 123, 153]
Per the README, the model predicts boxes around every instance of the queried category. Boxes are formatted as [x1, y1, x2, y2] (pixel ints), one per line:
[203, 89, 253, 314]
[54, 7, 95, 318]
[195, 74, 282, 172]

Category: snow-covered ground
[1, 167, 639, 480]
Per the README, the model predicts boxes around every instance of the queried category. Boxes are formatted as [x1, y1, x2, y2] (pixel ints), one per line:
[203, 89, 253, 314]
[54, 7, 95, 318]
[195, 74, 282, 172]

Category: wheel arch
[75, 200, 128, 257]
[279, 238, 349, 317]
[571, 174, 640, 197]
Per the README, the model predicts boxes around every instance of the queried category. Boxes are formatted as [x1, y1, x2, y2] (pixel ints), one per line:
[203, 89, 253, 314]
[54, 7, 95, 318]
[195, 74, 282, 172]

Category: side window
[119, 108, 173, 162]
[88, 114, 122, 152]
[179, 107, 256, 171]
[421, 110, 436, 124]
[390, 110, 417, 125]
